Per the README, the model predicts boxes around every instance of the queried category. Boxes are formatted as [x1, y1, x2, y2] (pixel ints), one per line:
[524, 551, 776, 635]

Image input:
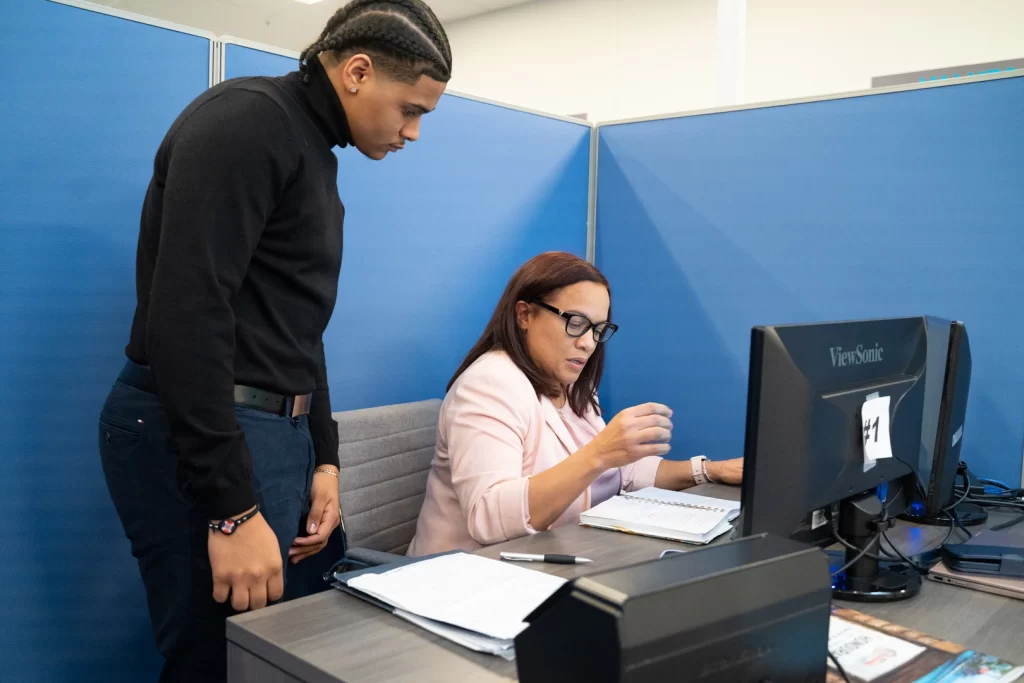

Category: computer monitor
[736, 317, 929, 602]
[903, 317, 986, 526]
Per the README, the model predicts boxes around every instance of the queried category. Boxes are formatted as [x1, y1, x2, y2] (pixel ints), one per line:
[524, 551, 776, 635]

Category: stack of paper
[341, 552, 566, 660]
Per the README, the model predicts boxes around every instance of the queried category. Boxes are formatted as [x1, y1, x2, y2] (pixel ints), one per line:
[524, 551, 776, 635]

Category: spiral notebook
[579, 487, 741, 545]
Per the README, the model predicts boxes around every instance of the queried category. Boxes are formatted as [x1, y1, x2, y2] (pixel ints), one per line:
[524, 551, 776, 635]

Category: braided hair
[299, 0, 452, 84]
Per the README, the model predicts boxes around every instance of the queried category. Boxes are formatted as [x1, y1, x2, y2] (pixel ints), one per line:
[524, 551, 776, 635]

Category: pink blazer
[407, 350, 662, 556]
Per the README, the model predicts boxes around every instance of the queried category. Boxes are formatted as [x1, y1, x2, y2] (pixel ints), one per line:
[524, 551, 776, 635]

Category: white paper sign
[827, 617, 925, 681]
[861, 394, 892, 472]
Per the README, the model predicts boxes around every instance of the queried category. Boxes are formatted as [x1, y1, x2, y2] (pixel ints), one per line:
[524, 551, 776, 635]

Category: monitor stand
[899, 501, 987, 527]
[830, 492, 921, 603]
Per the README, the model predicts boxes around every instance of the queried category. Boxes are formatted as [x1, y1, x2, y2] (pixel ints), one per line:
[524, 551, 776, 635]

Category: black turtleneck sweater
[126, 60, 351, 519]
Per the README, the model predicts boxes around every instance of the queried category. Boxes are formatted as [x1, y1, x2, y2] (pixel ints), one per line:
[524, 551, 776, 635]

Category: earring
[350, 87, 358, 93]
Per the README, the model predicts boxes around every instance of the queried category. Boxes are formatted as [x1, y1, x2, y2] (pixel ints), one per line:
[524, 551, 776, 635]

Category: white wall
[745, 0, 1024, 104]
[445, 0, 719, 122]
[80, 0, 536, 52]
[446, 0, 1024, 121]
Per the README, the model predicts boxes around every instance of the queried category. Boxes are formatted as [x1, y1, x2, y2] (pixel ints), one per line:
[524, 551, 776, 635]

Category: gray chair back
[333, 398, 442, 555]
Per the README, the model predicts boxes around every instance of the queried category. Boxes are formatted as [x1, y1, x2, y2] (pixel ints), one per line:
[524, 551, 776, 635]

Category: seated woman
[407, 252, 743, 556]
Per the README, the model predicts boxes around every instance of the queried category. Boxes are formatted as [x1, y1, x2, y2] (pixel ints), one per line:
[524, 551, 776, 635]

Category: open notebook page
[626, 487, 741, 520]
[345, 553, 566, 641]
[584, 496, 726, 535]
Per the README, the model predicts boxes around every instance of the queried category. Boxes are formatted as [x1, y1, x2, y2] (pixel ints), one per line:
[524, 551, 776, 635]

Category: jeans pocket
[99, 415, 143, 438]
[98, 416, 147, 484]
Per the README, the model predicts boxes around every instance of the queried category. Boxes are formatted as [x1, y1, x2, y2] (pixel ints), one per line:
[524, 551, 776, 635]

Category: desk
[227, 485, 1024, 682]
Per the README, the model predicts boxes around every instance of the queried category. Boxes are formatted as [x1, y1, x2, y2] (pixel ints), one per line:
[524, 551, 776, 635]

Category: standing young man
[98, 2, 452, 680]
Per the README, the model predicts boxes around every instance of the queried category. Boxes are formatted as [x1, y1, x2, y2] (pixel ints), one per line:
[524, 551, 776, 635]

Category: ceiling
[89, 0, 537, 51]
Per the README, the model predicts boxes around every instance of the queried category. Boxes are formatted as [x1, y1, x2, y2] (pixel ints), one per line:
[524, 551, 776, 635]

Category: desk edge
[226, 616, 347, 683]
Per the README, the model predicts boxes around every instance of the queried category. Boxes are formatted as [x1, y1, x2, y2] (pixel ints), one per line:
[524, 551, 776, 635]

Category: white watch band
[691, 455, 710, 485]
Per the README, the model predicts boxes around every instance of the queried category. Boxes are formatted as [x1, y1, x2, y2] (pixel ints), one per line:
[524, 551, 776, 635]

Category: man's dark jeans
[99, 362, 316, 682]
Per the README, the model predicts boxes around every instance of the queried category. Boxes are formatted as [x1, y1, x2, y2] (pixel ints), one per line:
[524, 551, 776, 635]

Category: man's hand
[290, 467, 341, 564]
[209, 509, 283, 611]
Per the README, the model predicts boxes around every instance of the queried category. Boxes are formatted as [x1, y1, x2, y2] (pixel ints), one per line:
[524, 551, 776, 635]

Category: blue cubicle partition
[1, 2, 211, 681]
[596, 75, 1024, 484]
[223, 43, 593, 411]
[224, 41, 297, 79]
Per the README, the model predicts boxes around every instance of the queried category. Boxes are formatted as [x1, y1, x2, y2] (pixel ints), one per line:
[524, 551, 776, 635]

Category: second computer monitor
[739, 316, 928, 545]
[914, 316, 972, 518]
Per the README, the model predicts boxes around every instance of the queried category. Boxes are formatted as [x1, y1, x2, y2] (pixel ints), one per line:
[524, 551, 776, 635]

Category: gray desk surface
[227, 484, 1024, 683]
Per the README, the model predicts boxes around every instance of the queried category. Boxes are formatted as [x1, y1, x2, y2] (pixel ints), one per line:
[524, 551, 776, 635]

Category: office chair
[325, 398, 442, 576]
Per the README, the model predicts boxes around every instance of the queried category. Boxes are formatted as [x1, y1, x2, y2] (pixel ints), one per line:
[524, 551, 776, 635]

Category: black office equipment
[515, 534, 831, 683]
[942, 530, 1024, 578]
[902, 316, 987, 526]
[735, 317, 929, 602]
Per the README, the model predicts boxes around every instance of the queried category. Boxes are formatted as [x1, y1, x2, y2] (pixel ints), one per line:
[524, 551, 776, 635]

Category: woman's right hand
[589, 403, 673, 469]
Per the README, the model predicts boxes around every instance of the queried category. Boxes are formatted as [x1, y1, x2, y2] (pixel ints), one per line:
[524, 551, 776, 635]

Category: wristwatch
[690, 455, 715, 485]
[209, 504, 261, 535]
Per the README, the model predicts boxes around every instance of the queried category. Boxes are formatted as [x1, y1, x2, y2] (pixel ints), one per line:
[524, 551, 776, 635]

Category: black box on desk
[514, 533, 831, 683]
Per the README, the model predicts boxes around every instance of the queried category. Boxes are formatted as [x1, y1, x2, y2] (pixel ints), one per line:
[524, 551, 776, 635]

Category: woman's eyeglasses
[530, 300, 618, 343]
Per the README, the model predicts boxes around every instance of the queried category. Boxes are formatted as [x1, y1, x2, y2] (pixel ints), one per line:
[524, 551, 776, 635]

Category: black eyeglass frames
[530, 300, 618, 343]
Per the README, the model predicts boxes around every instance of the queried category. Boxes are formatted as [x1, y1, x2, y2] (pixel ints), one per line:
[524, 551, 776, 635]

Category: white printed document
[345, 552, 566, 642]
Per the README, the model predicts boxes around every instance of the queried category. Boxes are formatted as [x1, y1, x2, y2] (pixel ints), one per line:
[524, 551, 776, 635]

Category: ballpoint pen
[499, 552, 592, 565]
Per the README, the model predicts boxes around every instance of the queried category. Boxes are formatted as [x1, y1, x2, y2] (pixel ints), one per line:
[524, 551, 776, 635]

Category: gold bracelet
[314, 467, 339, 477]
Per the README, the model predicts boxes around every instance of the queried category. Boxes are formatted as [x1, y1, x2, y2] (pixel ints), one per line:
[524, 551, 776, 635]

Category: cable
[963, 499, 1024, 510]
[828, 484, 915, 577]
[880, 531, 930, 574]
[944, 478, 972, 512]
[832, 536, 889, 562]
[877, 507, 964, 569]
[963, 491, 1024, 531]
[881, 479, 906, 513]
[941, 510, 962, 546]
[831, 534, 881, 577]
[981, 485, 1024, 497]
[961, 479, 1024, 502]
[829, 506, 889, 562]
[951, 507, 974, 539]
[991, 513, 1024, 532]
[828, 650, 852, 683]
[941, 469, 976, 539]
[830, 519, 889, 561]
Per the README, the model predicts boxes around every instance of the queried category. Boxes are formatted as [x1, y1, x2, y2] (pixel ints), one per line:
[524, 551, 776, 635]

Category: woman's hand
[707, 458, 744, 485]
[526, 403, 672, 531]
[588, 403, 673, 469]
